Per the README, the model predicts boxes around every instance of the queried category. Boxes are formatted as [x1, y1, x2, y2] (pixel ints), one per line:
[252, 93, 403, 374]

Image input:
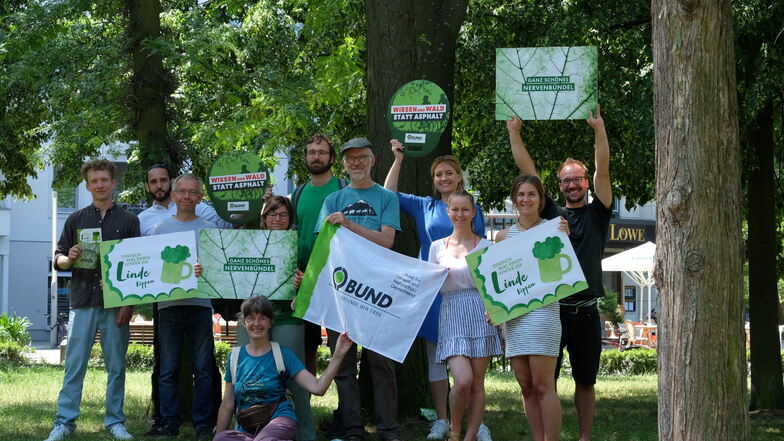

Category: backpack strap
[271, 341, 285, 376]
[290, 183, 307, 230]
[229, 346, 241, 384]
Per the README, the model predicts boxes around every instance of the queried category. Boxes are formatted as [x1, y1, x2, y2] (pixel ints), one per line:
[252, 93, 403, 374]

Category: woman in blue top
[384, 139, 488, 441]
[214, 296, 352, 441]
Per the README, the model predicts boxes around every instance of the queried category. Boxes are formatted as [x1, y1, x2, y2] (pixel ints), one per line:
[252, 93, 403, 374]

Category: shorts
[555, 303, 602, 386]
[304, 320, 323, 349]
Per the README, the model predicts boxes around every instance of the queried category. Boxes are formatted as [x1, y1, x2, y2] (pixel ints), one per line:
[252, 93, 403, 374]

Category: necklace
[517, 217, 542, 230]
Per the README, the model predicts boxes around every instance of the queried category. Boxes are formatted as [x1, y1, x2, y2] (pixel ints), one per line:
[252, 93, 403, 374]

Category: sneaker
[427, 419, 450, 440]
[108, 423, 134, 440]
[44, 425, 73, 441]
[476, 424, 492, 441]
[194, 426, 213, 439]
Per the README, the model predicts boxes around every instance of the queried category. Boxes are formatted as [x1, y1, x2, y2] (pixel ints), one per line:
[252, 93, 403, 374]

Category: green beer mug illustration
[532, 236, 572, 283]
[160, 245, 193, 284]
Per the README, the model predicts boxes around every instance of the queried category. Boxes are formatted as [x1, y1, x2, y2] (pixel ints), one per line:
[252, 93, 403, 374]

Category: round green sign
[206, 151, 269, 226]
[386, 80, 451, 158]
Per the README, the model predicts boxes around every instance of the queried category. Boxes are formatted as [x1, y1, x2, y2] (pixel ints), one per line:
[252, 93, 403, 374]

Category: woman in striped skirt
[428, 190, 502, 441]
[496, 175, 568, 441]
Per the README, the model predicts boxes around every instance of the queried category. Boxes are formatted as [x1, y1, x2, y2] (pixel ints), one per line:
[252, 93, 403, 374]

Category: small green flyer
[465, 219, 588, 325]
[206, 151, 269, 226]
[74, 228, 102, 269]
[386, 80, 450, 158]
[100, 231, 201, 307]
[198, 229, 297, 300]
[495, 46, 598, 120]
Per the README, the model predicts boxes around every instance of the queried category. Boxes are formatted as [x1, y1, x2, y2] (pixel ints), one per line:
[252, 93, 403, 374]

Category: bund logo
[332, 267, 348, 289]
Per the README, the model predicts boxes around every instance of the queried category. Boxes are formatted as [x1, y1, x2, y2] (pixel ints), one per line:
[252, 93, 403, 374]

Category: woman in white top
[428, 190, 501, 441]
[497, 174, 568, 441]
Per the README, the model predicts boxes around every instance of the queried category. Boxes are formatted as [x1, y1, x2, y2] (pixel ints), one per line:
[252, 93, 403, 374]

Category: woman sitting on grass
[213, 296, 351, 441]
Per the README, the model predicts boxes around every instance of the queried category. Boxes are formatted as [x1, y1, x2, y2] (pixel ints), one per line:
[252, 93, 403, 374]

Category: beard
[152, 187, 171, 203]
[306, 160, 332, 175]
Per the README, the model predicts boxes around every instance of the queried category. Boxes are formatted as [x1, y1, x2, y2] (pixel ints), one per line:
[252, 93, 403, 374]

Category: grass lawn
[1, 364, 782, 441]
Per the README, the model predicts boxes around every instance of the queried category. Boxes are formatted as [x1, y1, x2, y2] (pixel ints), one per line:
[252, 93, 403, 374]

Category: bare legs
[431, 378, 449, 420]
[511, 355, 561, 441]
[574, 383, 595, 441]
[447, 356, 491, 441]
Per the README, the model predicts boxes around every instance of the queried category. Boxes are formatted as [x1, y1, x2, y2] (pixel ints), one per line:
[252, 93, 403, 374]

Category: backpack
[229, 342, 289, 430]
[291, 177, 349, 230]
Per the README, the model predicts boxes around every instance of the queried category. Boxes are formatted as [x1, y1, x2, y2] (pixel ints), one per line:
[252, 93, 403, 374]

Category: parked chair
[625, 320, 649, 348]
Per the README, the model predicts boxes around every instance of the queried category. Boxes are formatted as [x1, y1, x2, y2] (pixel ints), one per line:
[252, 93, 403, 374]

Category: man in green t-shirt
[292, 134, 346, 376]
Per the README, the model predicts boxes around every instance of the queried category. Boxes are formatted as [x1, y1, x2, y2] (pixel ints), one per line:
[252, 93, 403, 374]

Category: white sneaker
[44, 425, 73, 441]
[108, 423, 133, 440]
[476, 424, 492, 441]
[427, 419, 451, 440]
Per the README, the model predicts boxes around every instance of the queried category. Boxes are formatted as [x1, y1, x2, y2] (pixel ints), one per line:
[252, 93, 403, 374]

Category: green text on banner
[466, 219, 588, 325]
[101, 231, 202, 307]
[197, 229, 297, 300]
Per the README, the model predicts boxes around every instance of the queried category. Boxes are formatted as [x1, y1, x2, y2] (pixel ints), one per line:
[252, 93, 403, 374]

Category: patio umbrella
[601, 241, 656, 322]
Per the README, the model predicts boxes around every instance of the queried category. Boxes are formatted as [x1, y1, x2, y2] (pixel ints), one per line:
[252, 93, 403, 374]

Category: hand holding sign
[466, 219, 587, 325]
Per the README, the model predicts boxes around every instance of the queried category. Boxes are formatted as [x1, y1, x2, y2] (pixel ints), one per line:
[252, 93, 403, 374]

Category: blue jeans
[55, 307, 129, 430]
[158, 305, 215, 430]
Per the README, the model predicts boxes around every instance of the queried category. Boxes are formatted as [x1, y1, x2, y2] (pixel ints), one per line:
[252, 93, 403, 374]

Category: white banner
[293, 223, 448, 363]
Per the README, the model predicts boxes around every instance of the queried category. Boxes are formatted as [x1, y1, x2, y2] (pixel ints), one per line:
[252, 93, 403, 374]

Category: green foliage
[215, 341, 231, 372]
[0, 341, 30, 363]
[598, 348, 657, 375]
[160, 245, 191, 264]
[531, 236, 564, 260]
[598, 288, 624, 324]
[124, 344, 154, 370]
[317, 345, 331, 372]
[91, 341, 232, 369]
[0, 313, 32, 346]
[455, 0, 655, 210]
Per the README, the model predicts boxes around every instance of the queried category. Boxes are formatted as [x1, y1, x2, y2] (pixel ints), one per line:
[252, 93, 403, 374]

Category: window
[53, 168, 77, 212]
[624, 286, 636, 312]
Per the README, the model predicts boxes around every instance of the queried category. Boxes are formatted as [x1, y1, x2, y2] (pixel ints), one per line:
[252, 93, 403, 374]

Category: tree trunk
[652, 1, 749, 440]
[364, 0, 468, 418]
[747, 100, 784, 410]
[127, 0, 175, 168]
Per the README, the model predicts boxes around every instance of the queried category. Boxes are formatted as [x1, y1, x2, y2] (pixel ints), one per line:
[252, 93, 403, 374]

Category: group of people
[45, 104, 611, 441]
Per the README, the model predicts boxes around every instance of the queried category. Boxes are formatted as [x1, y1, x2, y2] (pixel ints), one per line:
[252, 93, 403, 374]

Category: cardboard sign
[294, 223, 447, 363]
[466, 219, 588, 324]
[100, 232, 201, 307]
[206, 151, 269, 226]
[387, 80, 450, 158]
[495, 46, 598, 120]
[198, 229, 297, 300]
[73, 228, 102, 269]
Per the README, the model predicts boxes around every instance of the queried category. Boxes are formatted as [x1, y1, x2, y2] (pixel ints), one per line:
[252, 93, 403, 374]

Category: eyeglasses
[343, 154, 372, 165]
[174, 189, 202, 196]
[307, 150, 330, 157]
[266, 212, 290, 219]
[559, 176, 587, 186]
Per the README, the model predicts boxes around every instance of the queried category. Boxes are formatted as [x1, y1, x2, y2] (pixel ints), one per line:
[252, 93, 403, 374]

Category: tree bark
[127, 0, 175, 168]
[746, 100, 784, 410]
[364, 0, 468, 418]
[653, 1, 749, 440]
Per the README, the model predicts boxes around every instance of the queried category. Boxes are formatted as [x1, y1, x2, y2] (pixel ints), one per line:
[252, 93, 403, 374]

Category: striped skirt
[436, 288, 502, 364]
[503, 302, 562, 358]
